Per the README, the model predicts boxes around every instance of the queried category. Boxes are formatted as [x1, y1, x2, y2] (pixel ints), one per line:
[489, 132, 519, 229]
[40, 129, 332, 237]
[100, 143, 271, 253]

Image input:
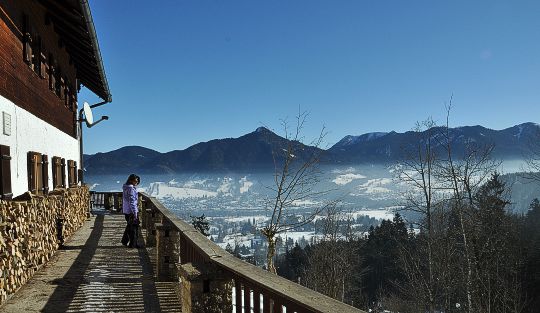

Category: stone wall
[0, 186, 89, 304]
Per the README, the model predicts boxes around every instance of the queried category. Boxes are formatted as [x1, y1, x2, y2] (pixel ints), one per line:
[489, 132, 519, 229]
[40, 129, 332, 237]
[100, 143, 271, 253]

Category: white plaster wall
[0, 94, 80, 197]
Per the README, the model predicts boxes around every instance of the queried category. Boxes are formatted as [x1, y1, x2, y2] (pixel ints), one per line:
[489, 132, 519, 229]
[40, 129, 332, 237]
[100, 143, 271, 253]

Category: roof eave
[79, 0, 111, 103]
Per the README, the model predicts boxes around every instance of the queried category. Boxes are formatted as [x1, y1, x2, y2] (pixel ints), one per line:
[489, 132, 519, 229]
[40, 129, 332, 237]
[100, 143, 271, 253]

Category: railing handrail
[140, 192, 365, 313]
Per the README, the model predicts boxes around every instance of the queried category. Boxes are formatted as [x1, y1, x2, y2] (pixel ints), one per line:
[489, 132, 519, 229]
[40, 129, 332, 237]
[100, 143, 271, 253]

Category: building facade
[0, 0, 110, 198]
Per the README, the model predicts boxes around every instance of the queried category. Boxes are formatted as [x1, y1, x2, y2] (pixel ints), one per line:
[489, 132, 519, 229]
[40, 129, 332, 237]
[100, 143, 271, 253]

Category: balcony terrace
[0, 189, 365, 313]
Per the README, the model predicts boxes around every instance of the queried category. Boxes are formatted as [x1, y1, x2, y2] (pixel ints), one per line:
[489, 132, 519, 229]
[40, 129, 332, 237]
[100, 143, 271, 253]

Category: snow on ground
[332, 173, 367, 185]
[223, 215, 269, 224]
[183, 179, 208, 188]
[292, 199, 320, 207]
[278, 231, 321, 244]
[218, 233, 255, 249]
[88, 183, 100, 191]
[354, 178, 393, 195]
[350, 208, 396, 220]
[239, 176, 254, 193]
[146, 182, 217, 199]
[217, 177, 234, 196]
[313, 207, 399, 222]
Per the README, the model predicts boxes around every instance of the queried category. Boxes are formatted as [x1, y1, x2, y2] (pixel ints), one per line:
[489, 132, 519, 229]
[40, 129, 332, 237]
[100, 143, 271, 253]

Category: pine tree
[191, 214, 210, 236]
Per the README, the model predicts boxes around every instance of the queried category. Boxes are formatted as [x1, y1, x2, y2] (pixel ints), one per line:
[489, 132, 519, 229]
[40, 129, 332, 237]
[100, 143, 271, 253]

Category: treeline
[276, 117, 540, 313]
[276, 182, 540, 312]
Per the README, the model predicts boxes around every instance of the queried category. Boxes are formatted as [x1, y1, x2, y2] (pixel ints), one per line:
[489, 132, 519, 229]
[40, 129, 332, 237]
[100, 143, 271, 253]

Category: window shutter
[27, 152, 36, 193]
[78, 169, 83, 184]
[71, 160, 76, 187]
[0, 145, 12, 200]
[73, 161, 78, 186]
[27, 152, 42, 194]
[67, 160, 73, 187]
[52, 156, 60, 188]
[42, 154, 49, 194]
[61, 158, 66, 188]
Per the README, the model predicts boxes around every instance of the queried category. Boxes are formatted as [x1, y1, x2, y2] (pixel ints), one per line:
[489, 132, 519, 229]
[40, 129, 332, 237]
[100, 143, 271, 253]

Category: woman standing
[121, 174, 141, 248]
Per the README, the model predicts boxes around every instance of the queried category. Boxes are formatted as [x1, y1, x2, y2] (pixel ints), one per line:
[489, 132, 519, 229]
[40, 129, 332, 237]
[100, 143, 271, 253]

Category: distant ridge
[84, 122, 540, 174]
[85, 128, 323, 174]
[328, 122, 540, 163]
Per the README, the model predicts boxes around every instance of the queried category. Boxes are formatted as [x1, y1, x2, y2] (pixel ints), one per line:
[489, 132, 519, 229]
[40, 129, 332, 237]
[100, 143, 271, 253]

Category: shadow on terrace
[1, 190, 364, 313]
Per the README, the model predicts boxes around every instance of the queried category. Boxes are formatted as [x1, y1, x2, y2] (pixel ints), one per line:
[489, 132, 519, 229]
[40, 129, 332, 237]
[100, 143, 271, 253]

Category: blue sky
[80, 0, 540, 154]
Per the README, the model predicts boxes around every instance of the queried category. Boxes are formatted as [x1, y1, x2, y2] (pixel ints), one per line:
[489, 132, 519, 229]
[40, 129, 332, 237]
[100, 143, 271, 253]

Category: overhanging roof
[38, 0, 111, 102]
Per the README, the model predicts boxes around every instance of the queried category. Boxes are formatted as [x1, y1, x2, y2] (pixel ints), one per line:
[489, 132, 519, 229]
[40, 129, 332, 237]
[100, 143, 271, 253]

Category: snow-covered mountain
[84, 122, 540, 173]
[328, 122, 540, 164]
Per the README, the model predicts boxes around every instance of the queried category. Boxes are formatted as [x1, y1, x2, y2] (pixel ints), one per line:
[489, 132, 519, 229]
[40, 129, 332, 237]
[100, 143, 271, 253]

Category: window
[52, 157, 66, 189]
[67, 160, 77, 188]
[0, 145, 12, 200]
[27, 152, 43, 195]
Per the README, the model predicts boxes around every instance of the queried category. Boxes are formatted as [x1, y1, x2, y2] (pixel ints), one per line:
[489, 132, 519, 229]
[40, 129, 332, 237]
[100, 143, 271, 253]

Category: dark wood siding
[0, 0, 78, 137]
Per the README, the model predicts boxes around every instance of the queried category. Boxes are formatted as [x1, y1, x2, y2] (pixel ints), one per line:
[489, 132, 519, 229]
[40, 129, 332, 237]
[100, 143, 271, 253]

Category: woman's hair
[125, 174, 140, 185]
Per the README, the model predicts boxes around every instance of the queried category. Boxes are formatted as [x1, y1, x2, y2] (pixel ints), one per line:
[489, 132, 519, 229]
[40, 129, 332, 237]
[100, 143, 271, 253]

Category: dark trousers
[122, 214, 139, 247]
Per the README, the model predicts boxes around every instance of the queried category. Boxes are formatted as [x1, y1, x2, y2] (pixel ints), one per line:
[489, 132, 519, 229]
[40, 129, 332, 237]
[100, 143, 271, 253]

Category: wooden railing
[91, 191, 365, 313]
[89, 191, 122, 211]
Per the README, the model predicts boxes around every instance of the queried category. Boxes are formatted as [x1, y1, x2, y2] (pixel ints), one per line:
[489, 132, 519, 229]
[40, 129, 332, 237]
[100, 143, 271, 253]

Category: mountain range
[84, 122, 540, 174]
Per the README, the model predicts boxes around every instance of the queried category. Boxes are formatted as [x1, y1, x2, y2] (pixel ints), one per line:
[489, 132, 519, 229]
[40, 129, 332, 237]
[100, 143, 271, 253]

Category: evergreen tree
[360, 214, 408, 307]
[191, 214, 210, 236]
[522, 198, 540, 312]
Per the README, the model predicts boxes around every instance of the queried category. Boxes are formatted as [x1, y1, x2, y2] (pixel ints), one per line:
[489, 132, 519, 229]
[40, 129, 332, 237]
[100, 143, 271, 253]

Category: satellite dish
[83, 102, 94, 125]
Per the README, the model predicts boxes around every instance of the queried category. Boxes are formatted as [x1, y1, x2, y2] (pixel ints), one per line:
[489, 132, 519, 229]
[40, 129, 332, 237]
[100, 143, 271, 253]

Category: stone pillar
[177, 262, 233, 313]
[156, 222, 179, 281]
[145, 208, 159, 247]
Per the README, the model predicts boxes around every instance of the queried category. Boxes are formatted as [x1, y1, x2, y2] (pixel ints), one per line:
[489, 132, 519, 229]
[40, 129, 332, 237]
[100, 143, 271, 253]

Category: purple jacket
[122, 184, 138, 218]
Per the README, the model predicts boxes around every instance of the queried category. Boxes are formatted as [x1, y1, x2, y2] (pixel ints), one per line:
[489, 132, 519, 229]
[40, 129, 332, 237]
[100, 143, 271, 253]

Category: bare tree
[436, 102, 500, 313]
[522, 126, 540, 182]
[260, 111, 334, 273]
[396, 117, 442, 312]
[303, 205, 356, 301]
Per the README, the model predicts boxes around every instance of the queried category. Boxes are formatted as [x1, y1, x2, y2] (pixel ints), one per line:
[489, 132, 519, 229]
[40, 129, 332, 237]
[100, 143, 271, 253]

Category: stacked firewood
[0, 186, 89, 304]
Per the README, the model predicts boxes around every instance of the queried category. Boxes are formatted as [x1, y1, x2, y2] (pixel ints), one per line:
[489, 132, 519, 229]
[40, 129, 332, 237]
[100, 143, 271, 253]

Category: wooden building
[0, 0, 111, 198]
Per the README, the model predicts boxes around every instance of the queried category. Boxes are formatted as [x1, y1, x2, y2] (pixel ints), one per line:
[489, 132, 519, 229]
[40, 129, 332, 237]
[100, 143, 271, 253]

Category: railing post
[104, 193, 112, 210]
[145, 205, 159, 247]
[235, 279, 242, 313]
[156, 221, 179, 281]
[139, 196, 146, 228]
[253, 287, 261, 313]
[114, 193, 122, 212]
[263, 293, 270, 313]
[177, 263, 233, 313]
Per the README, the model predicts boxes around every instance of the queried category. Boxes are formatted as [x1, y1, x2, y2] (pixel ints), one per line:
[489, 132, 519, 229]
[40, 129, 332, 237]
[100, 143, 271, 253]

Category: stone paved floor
[1, 210, 181, 313]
